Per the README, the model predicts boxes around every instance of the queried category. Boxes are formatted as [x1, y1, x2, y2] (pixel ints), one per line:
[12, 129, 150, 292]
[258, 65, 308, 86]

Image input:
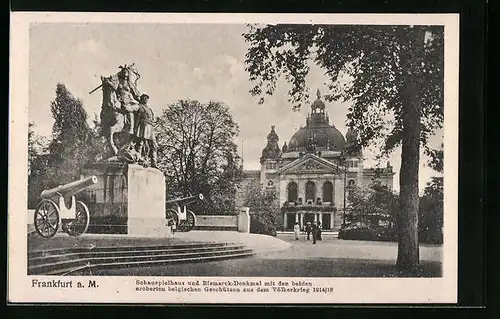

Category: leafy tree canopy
[156, 100, 242, 214]
[28, 84, 105, 207]
[244, 24, 444, 156]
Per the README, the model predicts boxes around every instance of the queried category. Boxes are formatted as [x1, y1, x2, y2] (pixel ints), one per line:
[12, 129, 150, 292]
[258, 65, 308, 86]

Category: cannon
[165, 194, 205, 232]
[33, 176, 98, 238]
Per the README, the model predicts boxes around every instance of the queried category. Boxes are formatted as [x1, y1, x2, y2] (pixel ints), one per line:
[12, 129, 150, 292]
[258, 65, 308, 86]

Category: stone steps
[28, 243, 254, 276]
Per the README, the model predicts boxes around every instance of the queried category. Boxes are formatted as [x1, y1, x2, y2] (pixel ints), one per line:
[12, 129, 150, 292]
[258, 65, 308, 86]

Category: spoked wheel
[165, 208, 179, 231]
[34, 199, 60, 238]
[178, 210, 196, 232]
[62, 201, 90, 237]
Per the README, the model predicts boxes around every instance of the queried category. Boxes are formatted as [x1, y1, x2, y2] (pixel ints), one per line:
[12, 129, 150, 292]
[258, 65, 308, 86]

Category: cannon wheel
[62, 201, 90, 237]
[34, 199, 60, 238]
[178, 210, 196, 232]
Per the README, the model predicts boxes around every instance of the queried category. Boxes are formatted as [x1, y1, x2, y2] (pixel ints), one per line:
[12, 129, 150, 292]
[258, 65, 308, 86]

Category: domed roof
[261, 125, 281, 161]
[287, 90, 346, 152]
[289, 124, 346, 152]
[311, 89, 326, 110]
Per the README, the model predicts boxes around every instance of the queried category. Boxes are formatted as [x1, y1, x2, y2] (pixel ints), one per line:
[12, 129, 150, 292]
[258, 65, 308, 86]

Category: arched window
[348, 179, 356, 187]
[305, 181, 316, 201]
[287, 182, 298, 202]
[322, 181, 333, 202]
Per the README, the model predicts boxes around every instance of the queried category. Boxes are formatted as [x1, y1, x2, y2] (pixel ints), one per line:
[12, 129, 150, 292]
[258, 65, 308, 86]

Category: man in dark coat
[134, 94, 158, 168]
[305, 221, 312, 240]
[312, 221, 319, 244]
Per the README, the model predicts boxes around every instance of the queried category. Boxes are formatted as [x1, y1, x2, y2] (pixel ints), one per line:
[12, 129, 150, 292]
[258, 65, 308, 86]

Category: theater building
[240, 90, 395, 231]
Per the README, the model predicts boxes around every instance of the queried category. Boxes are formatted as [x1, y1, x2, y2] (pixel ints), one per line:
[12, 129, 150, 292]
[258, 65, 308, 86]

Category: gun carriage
[165, 194, 205, 232]
[33, 176, 98, 238]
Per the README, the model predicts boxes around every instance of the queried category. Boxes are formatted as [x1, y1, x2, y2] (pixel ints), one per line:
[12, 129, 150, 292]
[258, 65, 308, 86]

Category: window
[305, 181, 316, 201]
[287, 182, 298, 202]
[322, 181, 333, 202]
[348, 179, 356, 187]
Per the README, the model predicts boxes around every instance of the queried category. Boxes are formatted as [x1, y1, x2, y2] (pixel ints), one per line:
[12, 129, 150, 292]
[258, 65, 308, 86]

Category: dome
[286, 89, 346, 152]
[261, 125, 281, 161]
[289, 124, 346, 152]
[311, 98, 325, 110]
[311, 89, 326, 112]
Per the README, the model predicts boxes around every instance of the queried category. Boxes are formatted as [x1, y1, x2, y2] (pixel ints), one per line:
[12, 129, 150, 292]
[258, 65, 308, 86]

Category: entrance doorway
[304, 213, 315, 224]
[322, 214, 331, 230]
[286, 213, 296, 230]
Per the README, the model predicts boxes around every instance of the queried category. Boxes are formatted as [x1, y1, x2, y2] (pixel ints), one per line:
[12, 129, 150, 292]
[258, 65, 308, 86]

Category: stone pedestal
[238, 207, 250, 233]
[80, 162, 171, 237]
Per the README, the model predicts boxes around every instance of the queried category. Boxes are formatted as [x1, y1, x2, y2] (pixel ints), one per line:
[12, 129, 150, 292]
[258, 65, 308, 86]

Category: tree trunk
[396, 77, 421, 271]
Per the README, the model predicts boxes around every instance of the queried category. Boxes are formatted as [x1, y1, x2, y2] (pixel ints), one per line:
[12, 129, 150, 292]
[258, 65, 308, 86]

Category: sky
[28, 23, 443, 192]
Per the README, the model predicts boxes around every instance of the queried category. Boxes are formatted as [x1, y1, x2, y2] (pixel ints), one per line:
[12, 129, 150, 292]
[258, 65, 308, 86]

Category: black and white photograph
[9, 13, 459, 304]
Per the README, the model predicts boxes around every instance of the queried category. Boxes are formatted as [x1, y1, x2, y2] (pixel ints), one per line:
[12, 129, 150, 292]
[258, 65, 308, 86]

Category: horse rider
[134, 93, 158, 168]
[101, 67, 141, 134]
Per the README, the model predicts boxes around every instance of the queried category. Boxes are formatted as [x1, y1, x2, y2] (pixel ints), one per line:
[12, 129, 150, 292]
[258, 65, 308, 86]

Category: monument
[82, 64, 169, 237]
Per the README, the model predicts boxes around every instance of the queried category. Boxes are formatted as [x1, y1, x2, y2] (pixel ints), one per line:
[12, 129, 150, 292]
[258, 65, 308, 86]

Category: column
[300, 213, 304, 228]
[283, 213, 287, 230]
[335, 178, 344, 209]
[295, 213, 299, 222]
[314, 214, 318, 222]
[319, 213, 323, 226]
[331, 213, 334, 230]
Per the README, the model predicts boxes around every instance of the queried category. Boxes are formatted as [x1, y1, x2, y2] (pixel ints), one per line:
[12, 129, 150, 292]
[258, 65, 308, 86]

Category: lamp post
[343, 161, 347, 226]
[338, 152, 348, 227]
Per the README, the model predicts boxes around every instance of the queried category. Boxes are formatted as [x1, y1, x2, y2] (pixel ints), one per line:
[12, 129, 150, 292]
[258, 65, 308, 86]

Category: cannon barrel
[166, 194, 205, 207]
[40, 176, 98, 199]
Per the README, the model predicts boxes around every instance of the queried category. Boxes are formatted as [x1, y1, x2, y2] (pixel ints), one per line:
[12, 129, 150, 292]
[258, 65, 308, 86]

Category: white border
[9, 12, 459, 304]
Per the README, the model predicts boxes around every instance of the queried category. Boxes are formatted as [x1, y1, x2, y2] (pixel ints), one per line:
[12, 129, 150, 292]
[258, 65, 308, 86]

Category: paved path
[265, 234, 442, 262]
[94, 233, 442, 277]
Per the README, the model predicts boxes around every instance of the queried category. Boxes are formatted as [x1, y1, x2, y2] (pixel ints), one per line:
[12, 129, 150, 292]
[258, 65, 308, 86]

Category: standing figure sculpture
[134, 94, 158, 168]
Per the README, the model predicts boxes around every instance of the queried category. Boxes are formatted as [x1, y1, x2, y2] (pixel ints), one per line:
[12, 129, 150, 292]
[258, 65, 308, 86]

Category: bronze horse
[99, 75, 128, 157]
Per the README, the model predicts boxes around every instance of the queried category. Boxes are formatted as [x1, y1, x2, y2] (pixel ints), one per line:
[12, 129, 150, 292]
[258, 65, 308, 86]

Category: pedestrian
[312, 221, 319, 244]
[305, 221, 312, 240]
[317, 222, 323, 241]
[293, 222, 300, 240]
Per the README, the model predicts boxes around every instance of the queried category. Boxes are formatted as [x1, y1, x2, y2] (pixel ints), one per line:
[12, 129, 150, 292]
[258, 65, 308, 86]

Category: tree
[28, 122, 48, 176]
[155, 100, 242, 214]
[425, 142, 444, 174]
[348, 183, 398, 229]
[244, 185, 280, 235]
[419, 177, 443, 244]
[243, 24, 444, 271]
[28, 122, 50, 208]
[28, 84, 105, 207]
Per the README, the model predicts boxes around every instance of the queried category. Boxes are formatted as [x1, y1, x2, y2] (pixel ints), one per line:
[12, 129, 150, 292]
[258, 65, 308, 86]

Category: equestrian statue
[90, 64, 158, 168]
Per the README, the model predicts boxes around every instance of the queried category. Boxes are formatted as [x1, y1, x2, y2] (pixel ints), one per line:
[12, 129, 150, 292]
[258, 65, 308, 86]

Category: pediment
[278, 154, 340, 175]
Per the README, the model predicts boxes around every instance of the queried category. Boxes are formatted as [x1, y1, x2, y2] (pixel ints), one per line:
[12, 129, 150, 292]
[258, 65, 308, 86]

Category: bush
[338, 223, 443, 244]
[338, 224, 397, 242]
[250, 214, 277, 236]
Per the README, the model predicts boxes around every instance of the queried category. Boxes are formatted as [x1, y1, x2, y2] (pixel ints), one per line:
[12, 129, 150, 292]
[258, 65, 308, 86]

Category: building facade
[239, 90, 395, 231]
